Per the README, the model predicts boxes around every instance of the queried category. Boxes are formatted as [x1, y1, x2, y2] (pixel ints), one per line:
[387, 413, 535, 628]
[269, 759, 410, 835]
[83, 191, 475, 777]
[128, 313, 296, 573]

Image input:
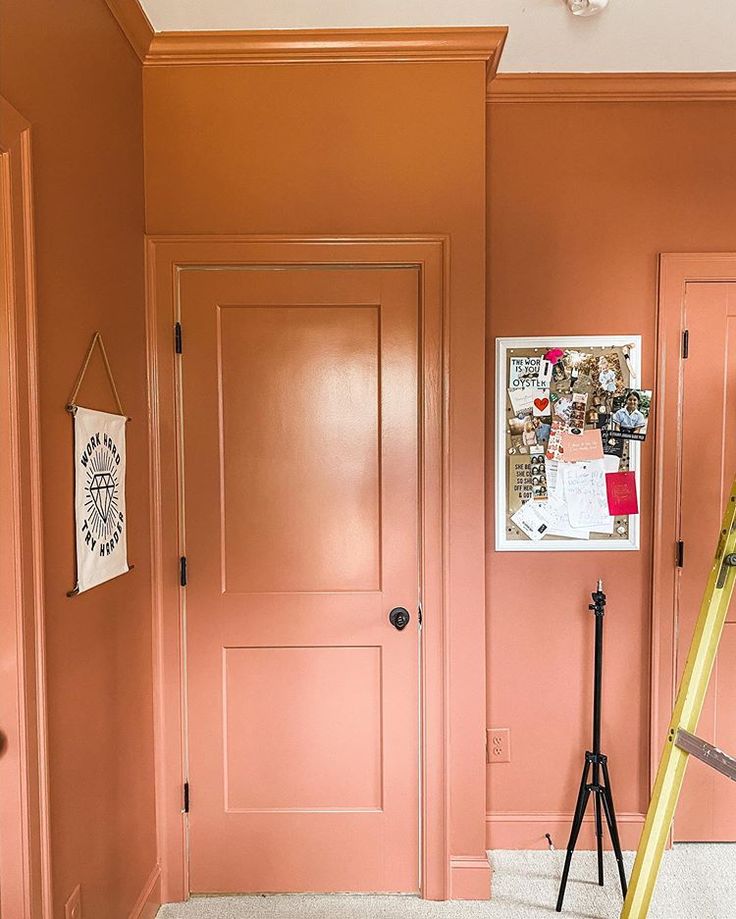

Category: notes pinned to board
[497, 337, 645, 550]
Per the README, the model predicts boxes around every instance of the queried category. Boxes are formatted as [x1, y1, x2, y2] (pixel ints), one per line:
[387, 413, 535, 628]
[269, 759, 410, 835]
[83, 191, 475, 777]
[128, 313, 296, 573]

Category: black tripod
[555, 580, 627, 912]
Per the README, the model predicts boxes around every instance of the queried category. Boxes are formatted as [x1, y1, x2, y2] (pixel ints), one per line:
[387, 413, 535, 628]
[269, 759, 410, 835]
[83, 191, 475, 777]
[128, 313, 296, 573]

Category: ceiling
[138, 0, 736, 73]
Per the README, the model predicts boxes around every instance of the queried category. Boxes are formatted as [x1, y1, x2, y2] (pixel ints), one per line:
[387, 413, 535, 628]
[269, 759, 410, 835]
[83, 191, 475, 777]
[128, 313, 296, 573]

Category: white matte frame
[495, 336, 642, 552]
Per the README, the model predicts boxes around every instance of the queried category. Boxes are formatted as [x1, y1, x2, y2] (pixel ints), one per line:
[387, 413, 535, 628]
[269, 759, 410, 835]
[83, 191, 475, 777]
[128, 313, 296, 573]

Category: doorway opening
[147, 236, 453, 902]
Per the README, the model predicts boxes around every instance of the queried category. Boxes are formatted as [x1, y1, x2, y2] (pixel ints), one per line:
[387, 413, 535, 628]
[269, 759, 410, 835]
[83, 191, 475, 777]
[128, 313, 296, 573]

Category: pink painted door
[675, 281, 736, 841]
[179, 267, 420, 893]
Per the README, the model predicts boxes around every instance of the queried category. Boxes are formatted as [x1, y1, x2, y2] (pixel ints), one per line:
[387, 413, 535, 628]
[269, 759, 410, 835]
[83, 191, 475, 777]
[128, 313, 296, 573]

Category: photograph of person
[534, 417, 551, 447]
[610, 389, 652, 441]
[522, 417, 538, 447]
[508, 414, 537, 452]
[596, 352, 624, 410]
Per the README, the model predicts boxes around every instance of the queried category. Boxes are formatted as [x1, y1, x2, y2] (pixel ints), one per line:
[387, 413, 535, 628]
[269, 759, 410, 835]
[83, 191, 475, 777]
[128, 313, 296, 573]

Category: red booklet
[605, 471, 638, 515]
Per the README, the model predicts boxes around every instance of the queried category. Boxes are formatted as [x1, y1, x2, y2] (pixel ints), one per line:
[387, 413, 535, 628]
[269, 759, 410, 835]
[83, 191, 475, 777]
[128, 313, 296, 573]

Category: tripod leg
[600, 760, 627, 898]
[594, 790, 604, 886]
[555, 760, 591, 912]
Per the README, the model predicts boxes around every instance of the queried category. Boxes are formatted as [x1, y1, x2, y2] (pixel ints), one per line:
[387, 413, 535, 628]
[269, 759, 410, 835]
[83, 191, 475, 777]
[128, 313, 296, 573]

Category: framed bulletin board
[495, 336, 643, 551]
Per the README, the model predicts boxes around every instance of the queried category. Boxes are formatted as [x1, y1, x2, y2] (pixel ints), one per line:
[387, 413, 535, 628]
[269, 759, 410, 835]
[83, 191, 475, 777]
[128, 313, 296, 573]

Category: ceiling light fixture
[566, 0, 609, 16]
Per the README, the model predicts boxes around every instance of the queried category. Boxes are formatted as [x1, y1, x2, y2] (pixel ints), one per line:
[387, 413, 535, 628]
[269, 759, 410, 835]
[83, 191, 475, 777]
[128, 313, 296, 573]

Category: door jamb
[0, 96, 53, 919]
[651, 253, 736, 805]
[146, 235, 451, 902]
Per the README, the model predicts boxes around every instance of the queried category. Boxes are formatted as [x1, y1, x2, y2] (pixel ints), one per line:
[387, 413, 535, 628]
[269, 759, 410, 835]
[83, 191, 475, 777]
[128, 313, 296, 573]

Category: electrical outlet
[487, 728, 511, 763]
[65, 885, 81, 919]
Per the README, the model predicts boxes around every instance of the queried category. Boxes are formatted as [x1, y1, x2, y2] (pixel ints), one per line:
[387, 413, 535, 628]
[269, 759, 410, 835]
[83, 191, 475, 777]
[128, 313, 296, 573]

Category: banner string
[66, 331, 128, 419]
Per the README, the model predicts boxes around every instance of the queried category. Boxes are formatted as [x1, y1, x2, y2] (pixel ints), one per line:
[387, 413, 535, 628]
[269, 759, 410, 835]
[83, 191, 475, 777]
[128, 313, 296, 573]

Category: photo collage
[500, 340, 651, 547]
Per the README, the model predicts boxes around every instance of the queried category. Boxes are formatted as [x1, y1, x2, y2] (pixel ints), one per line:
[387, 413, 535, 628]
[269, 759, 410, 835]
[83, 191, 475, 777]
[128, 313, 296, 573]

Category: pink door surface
[675, 281, 736, 841]
[179, 267, 420, 893]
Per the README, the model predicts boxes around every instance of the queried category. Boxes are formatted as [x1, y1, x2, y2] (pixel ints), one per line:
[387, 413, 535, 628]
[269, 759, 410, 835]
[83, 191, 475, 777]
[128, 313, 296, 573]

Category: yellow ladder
[621, 476, 736, 918]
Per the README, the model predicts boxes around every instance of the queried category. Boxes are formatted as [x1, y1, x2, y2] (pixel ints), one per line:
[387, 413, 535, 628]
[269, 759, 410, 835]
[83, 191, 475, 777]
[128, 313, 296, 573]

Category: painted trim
[146, 235, 454, 901]
[104, 0, 154, 62]
[486, 812, 646, 851]
[0, 96, 52, 919]
[128, 866, 161, 919]
[449, 856, 491, 900]
[488, 72, 736, 103]
[651, 253, 736, 838]
[144, 26, 507, 82]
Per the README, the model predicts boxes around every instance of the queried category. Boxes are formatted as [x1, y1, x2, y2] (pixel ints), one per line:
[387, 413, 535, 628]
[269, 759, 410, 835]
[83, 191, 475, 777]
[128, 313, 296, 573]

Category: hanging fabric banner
[73, 406, 129, 593]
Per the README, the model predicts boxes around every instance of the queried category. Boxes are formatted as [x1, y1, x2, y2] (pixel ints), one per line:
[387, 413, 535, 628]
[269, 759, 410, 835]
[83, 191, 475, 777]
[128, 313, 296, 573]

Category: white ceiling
[138, 0, 736, 73]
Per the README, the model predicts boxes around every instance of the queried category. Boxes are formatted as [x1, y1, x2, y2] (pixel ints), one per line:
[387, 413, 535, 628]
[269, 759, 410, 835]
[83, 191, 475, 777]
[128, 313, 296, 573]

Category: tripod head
[589, 578, 607, 617]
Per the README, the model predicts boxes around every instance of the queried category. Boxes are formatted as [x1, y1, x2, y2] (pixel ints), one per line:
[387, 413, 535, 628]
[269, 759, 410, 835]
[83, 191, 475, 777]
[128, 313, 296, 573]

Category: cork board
[495, 336, 642, 551]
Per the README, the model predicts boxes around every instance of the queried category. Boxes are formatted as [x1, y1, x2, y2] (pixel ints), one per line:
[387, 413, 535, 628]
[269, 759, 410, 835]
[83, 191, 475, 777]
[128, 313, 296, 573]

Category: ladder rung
[675, 728, 736, 782]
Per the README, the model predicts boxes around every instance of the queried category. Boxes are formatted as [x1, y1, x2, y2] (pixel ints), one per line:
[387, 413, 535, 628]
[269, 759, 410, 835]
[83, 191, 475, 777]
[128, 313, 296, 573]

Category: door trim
[146, 235, 452, 901]
[652, 253, 736, 812]
[0, 96, 52, 919]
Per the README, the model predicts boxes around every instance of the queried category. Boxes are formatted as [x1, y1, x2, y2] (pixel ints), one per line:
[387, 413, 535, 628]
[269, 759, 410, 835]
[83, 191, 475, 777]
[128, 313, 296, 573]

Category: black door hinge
[175, 322, 183, 354]
[682, 329, 689, 359]
[183, 781, 190, 814]
[180, 555, 187, 587]
[676, 540, 685, 568]
[418, 604, 423, 627]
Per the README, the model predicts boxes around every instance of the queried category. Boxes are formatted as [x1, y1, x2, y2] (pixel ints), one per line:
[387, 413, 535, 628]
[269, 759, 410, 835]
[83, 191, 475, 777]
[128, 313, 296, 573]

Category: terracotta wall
[486, 99, 736, 849]
[143, 59, 490, 887]
[0, 1, 158, 915]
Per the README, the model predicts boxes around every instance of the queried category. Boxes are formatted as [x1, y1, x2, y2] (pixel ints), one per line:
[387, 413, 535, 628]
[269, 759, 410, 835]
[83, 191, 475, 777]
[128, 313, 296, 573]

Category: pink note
[560, 429, 604, 462]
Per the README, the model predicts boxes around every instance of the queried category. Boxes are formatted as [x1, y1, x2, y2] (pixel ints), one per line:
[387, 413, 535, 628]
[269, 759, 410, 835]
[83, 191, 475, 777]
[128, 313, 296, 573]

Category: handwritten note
[536, 495, 590, 540]
[560, 459, 611, 528]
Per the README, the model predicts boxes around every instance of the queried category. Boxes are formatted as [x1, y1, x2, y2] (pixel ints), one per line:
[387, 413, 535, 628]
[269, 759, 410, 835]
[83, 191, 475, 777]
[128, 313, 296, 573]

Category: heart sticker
[534, 397, 550, 412]
[544, 348, 564, 364]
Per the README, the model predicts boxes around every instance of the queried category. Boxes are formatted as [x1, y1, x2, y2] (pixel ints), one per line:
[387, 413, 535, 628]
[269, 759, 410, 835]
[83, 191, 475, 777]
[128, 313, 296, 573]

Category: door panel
[675, 281, 736, 841]
[180, 267, 420, 893]
[219, 305, 381, 593]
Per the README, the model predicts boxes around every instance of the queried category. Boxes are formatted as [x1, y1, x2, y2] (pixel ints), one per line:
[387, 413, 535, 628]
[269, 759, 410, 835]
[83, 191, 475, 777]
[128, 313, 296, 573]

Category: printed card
[560, 429, 604, 463]
[532, 388, 551, 417]
[507, 454, 533, 514]
[606, 471, 639, 515]
[544, 458, 559, 494]
[509, 356, 543, 390]
[508, 387, 534, 416]
[511, 500, 549, 541]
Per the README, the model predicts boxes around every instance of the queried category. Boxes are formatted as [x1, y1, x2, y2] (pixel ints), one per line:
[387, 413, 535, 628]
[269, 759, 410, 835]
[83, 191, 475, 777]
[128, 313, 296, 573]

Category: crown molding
[145, 26, 507, 82]
[487, 72, 736, 103]
[105, 0, 154, 62]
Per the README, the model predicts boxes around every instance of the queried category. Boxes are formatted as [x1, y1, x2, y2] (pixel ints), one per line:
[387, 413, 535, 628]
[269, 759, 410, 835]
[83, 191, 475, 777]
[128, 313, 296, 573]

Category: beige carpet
[156, 845, 736, 918]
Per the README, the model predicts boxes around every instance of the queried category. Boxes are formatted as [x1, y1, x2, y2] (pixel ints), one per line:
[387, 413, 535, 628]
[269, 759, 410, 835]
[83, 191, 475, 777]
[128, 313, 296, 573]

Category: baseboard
[486, 813, 645, 851]
[129, 865, 161, 919]
[449, 855, 492, 900]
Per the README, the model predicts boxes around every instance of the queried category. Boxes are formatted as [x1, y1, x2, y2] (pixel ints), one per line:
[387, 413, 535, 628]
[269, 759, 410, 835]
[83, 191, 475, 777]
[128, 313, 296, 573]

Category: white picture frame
[495, 335, 642, 552]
